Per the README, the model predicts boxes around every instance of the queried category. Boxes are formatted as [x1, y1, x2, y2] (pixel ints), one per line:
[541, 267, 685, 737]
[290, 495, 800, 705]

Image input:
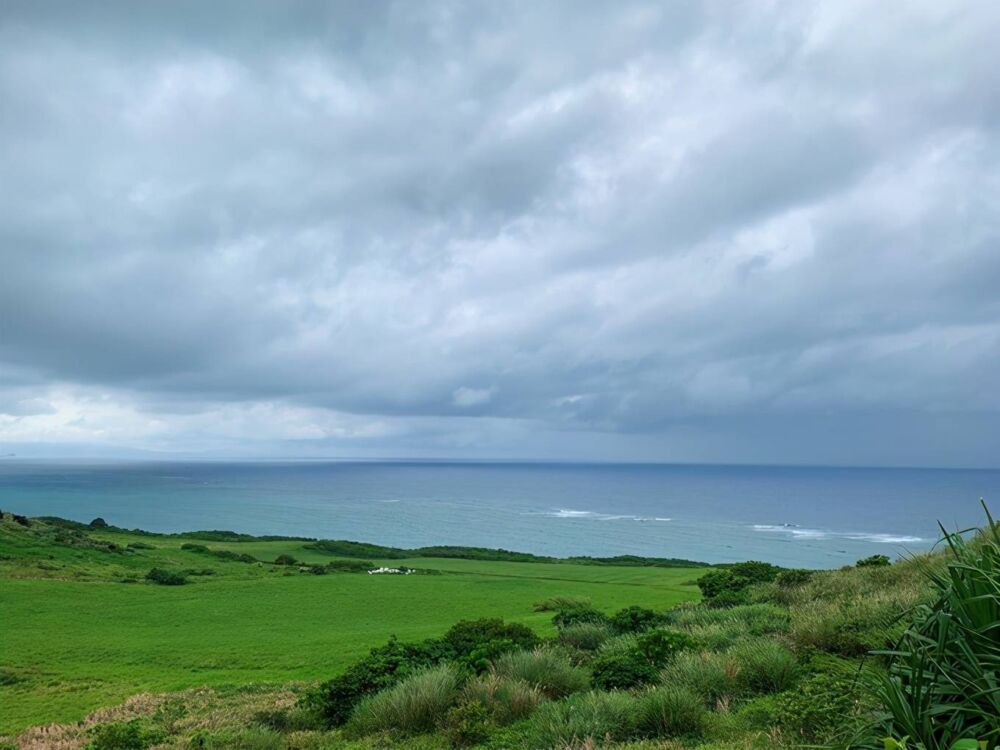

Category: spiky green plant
[873, 501, 1000, 748]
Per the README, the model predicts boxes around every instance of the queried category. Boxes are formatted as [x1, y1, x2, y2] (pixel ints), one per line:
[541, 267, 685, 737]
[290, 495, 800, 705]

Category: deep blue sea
[1, 460, 998, 568]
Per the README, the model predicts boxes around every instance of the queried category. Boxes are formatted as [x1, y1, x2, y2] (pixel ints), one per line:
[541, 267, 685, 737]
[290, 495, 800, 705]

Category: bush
[89, 517, 109, 529]
[591, 650, 658, 690]
[697, 561, 782, 604]
[444, 618, 538, 658]
[529, 690, 641, 747]
[727, 639, 800, 695]
[441, 700, 491, 748]
[533, 595, 592, 612]
[145, 567, 187, 586]
[609, 605, 665, 634]
[302, 636, 453, 726]
[86, 719, 164, 750]
[491, 648, 589, 698]
[461, 638, 522, 674]
[553, 606, 610, 629]
[346, 664, 459, 736]
[461, 674, 544, 725]
[273, 554, 297, 566]
[665, 603, 790, 649]
[636, 686, 707, 738]
[856, 554, 891, 568]
[559, 622, 612, 651]
[635, 629, 694, 665]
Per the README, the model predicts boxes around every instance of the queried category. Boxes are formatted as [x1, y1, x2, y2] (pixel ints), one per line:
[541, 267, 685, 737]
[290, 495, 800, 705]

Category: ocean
[1, 459, 997, 568]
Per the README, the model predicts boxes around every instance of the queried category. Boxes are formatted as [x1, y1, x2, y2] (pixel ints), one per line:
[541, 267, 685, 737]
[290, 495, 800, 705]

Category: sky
[1, 1, 999, 467]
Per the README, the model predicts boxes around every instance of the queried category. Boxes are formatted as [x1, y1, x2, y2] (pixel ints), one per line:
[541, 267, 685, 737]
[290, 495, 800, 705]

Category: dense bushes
[558, 622, 611, 651]
[460, 675, 543, 725]
[180, 543, 258, 564]
[608, 605, 665, 634]
[696, 561, 782, 606]
[145, 567, 187, 586]
[86, 719, 164, 749]
[303, 637, 451, 726]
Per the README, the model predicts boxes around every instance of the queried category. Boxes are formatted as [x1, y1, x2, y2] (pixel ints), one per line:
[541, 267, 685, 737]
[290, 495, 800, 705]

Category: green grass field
[0, 518, 705, 734]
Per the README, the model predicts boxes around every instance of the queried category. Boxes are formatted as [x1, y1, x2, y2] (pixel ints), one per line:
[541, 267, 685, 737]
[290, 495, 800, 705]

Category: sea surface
[1, 460, 998, 568]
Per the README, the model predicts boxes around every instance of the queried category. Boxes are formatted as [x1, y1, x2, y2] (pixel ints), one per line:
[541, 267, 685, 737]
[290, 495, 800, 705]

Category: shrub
[609, 606, 665, 634]
[533, 595, 592, 612]
[772, 669, 873, 743]
[635, 686, 707, 738]
[346, 664, 459, 736]
[665, 603, 790, 649]
[302, 636, 452, 726]
[86, 719, 164, 750]
[273, 554, 297, 566]
[491, 648, 588, 698]
[461, 638, 522, 674]
[553, 606, 610, 629]
[89, 517, 109, 529]
[529, 690, 640, 746]
[727, 639, 800, 695]
[697, 561, 782, 604]
[635, 629, 694, 665]
[145, 567, 187, 586]
[461, 674, 544, 724]
[444, 618, 538, 658]
[559, 622, 612, 651]
[441, 700, 491, 748]
[591, 650, 658, 690]
[661, 651, 738, 707]
[856, 554, 891, 568]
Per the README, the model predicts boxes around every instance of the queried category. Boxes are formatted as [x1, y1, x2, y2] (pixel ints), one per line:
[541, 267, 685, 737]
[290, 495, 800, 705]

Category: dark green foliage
[144, 568, 187, 586]
[272, 554, 297, 566]
[634, 628, 694, 665]
[697, 560, 782, 605]
[461, 638, 520, 674]
[126, 542, 155, 550]
[322, 558, 374, 573]
[533, 595, 591, 612]
[302, 636, 454, 726]
[180, 543, 257, 564]
[590, 649, 658, 690]
[443, 618, 539, 658]
[88, 517, 109, 529]
[552, 606, 610, 629]
[86, 719, 165, 749]
[609, 605, 665, 634]
[856, 554, 891, 568]
[177, 530, 313, 542]
[567, 554, 708, 568]
[772, 670, 872, 743]
[775, 568, 813, 588]
[441, 700, 491, 747]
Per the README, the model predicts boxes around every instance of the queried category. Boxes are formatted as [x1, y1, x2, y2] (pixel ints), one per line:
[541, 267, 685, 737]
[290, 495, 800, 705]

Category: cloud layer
[1, 1, 999, 464]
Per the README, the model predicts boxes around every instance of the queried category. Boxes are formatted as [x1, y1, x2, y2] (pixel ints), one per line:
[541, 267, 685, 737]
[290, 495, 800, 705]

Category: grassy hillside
[0, 514, 705, 734]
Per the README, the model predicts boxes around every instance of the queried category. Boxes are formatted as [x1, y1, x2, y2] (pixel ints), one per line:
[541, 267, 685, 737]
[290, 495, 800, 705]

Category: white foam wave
[548, 509, 672, 523]
[752, 524, 925, 544]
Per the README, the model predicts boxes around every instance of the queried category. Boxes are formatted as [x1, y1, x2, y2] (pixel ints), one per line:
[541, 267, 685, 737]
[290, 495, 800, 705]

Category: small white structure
[367, 566, 413, 575]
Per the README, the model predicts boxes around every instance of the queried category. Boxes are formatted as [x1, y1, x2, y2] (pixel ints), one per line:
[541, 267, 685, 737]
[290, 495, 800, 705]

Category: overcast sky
[1, 1, 999, 466]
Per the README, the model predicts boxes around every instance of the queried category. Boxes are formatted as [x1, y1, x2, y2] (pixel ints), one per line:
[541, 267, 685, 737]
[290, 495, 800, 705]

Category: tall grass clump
[661, 651, 738, 707]
[635, 686, 707, 738]
[534, 595, 592, 612]
[727, 639, 800, 695]
[491, 648, 588, 698]
[873, 504, 1000, 748]
[528, 690, 640, 747]
[346, 664, 459, 736]
[460, 674, 544, 724]
[558, 622, 612, 651]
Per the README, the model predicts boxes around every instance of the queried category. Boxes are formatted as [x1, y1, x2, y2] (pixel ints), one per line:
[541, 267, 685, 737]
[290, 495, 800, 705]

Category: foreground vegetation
[3, 507, 998, 749]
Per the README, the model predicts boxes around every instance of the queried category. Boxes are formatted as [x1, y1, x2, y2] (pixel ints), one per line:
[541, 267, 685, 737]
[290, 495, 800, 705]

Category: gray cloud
[1, 1, 999, 465]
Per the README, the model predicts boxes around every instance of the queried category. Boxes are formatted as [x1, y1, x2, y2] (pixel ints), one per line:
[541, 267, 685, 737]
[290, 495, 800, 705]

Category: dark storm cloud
[1, 1, 999, 464]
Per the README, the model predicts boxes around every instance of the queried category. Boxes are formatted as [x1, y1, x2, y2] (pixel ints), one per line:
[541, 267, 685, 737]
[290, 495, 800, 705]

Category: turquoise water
[1, 460, 997, 568]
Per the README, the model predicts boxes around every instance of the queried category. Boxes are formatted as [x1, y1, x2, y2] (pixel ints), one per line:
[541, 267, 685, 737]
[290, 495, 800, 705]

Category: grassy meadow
[0, 516, 705, 734]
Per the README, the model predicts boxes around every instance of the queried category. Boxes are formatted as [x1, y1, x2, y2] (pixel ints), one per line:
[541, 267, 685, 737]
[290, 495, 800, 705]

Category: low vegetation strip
[3, 506, 997, 748]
